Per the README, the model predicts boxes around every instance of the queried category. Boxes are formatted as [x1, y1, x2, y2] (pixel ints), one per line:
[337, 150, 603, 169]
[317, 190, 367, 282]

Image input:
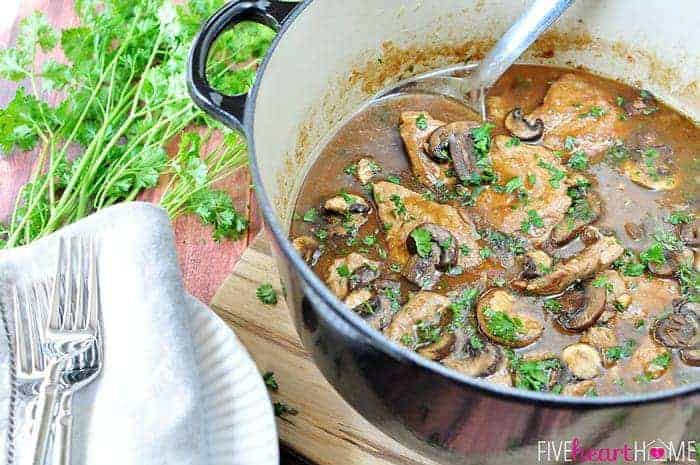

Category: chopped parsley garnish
[415, 320, 443, 346]
[616, 96, 626, 107]
[410, 227, 433, 258]
[416, 114, 428, 130]
[503, 176, 524, 193]
[338, 189, 354, 204]
[302, 208, 318, 222]
[449, 288, 479, 329]
[263, 372, 279, 391]
[527, 173, 537, 186]
[585, 388, 599, 397]
[479, 247, 493, 259]
[389, 194, 409, 220]
[483, 308, 523, 342]
[315, 229, 328, 241]
[537, 158, 567, 188]
[640, 242, 666, 265]
[520, 209, 545, 234]
[387, 174, 402, 184]
[643, 148, 661, 180]
[480, 229, 526, 255]
[389, 263, 402, 273]
[651, 352, 671, 369]
[677, 261, 700, 303]
[471, 122, 496, 158]
[667, 210, 695, 225]
[506, 136, 521, 147]
[469, 335, 484, 350]
[460, 244, 471, 256]
[623, 262, 646, 277]
[606, 340, 636, 361]
[592, 274, 614, 292]
[256, 284, 278, 305]
[343, 163, 358, 176]
[564, 136, 577, 152]
[362, 234, 377, 246]
[274, 402, 299, 417]
[510, 355, 560, 391]
[579, 105, 607, 119]
[606, 140, 629, 163]
[567, 151, 589, 171]
[543, 299, 563, 313]
[336, 264, 351, 278]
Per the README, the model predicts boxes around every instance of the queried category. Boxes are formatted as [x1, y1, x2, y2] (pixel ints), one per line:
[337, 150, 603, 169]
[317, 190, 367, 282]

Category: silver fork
[7, 282, 50, 465]
[32, 237, 101, 465]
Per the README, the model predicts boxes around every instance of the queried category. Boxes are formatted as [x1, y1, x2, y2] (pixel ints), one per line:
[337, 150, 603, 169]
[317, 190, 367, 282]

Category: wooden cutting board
[211, 234, 441, 465]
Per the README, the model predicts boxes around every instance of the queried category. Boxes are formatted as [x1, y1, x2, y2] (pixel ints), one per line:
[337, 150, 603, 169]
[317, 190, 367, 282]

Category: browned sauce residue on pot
[290, 64, 700, 397]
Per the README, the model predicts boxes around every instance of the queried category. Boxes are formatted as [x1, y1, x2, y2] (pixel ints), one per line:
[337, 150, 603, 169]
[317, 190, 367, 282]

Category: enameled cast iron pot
[187, 1, 700, 463]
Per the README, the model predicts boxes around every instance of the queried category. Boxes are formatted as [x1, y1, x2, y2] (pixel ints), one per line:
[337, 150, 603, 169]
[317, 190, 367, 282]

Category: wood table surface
[1, 2, 304, 464]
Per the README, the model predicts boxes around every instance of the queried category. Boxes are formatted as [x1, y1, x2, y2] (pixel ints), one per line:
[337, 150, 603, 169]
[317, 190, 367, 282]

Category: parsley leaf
[410, 227, 433, 258]
[483, 308, 523, 342]
[263, 372, 279, 391]
[256, 284, 278, 305]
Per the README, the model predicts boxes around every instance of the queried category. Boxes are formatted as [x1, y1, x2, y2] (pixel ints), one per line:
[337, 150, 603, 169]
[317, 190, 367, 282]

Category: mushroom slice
[550, 189, 603, 246]
[632, 340, 671, 380]
[385, 292, 454, 360]
[678, 218, 699, 247]
[356, 157, 381, 184]
[406, 223, 458, 270]
[556, 279, 607, 332]
[622, 90, 657, 117]
[680, 348, 700, 367]
[504, 107, 544, 142]
[519, 250, 553, 279]
[476, 290, 543, 348]
[326, 253, 380, 299]
[647, 247, 694, 278]
[344, 289, 374, 312]
[348, 264, 381, 292]
[402, 243, 441, 290]
[652, 300, 700, 349]
[561, 343, 603, 380]
[443, 340, 503, 378]
[425, 121, 478, 163]
[292, 235, 321, 266]
[562, 380, 598, 397]
[324, 193, 370, 215]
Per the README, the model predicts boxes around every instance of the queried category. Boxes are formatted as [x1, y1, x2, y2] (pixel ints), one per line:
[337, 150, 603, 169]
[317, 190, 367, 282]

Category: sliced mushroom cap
[406, 223, 458, 270]
[425, 121, 476, 163]
[622, 91, 657, 116]
[561, 343, 602, 380]
[519, 250, 553, 279]
[344, 288, 374, 312]
[292, 235, 321, 266]
[652, 300, 700, 349]
[562, 380, 598, 397]
[442, 339, 503, 378]
[324, 193, 370, 215]
[678, 218, 699, 247]
[476, 289, 543, 348]
[680, 348, 700, 367]
[402, 244, 441, 290]
[647, 247, 694, 277]
[556, 280, 607, 332]
[348, 264, 380, 292]
[504, 107, 544, 142]
[551, 191, 603, 246]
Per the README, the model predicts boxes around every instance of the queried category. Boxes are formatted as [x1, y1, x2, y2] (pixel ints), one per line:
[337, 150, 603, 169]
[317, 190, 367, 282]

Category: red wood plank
[0, 0, 260, 303]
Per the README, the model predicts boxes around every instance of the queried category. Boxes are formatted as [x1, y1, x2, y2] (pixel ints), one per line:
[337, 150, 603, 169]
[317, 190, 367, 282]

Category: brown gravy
[290, 65, 700, 396]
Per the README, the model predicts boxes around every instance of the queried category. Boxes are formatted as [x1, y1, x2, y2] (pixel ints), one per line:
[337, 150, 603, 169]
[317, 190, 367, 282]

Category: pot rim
[244, 0, 699, 408]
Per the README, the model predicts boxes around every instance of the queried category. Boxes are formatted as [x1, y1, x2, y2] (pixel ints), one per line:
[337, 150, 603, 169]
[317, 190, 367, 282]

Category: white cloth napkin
[0, 202, 208, 465]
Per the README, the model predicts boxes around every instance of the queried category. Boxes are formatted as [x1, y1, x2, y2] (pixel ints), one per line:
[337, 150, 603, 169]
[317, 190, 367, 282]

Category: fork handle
[53, 390, 74, 465]
[31, 362, 63, 465]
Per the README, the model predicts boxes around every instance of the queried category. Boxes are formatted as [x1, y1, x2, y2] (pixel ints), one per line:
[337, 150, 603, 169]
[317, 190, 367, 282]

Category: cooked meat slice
[562, 343, 602, 380]
[519, 250, 553, 279]
[526, 73, 627, 158]
[399, 111, 455, 188]
[326, 253, 380, 300]
[513, 232, 624, 295]
[385, 292, 454, 360]
[356, 157, 381, 184]
[550, 179, 603, 246]
[652, 300, 700, 349]
[476, 289, 543, 348]
[486, 95, 509, 122]
[373, 181, 482, 269]
[292, 235, 321, 266]
[556, 278, 607, 332]
[630, 338, 671, 380]
[474, 135, 571, 244]
[562, 380, 598, 397]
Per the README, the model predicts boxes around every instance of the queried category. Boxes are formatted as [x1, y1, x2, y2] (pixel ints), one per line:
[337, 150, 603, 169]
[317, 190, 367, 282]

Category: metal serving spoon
[378, 0, 575, 119]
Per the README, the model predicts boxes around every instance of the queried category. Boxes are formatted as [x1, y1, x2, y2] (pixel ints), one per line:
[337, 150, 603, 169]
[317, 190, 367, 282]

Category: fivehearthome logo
[537, 437, 698, 462]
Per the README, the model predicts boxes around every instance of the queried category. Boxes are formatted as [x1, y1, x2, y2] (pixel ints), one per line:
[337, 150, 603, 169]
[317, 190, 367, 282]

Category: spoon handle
[467, 0, 575, 92]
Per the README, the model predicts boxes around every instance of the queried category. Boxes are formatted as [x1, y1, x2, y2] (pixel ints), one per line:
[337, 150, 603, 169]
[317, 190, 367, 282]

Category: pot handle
[187, 1, 298, 133]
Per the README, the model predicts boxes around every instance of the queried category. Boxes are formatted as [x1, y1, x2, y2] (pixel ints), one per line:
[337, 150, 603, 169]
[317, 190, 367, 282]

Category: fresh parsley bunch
[0, 0, 274, 248]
